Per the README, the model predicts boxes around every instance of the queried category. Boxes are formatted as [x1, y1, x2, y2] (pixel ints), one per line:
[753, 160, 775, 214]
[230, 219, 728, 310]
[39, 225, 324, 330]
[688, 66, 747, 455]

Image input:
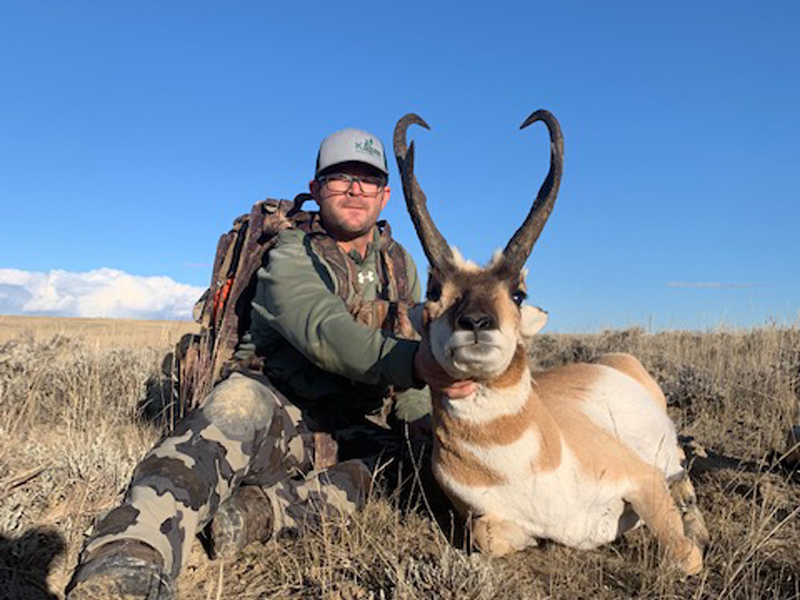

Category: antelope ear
[520, 305, 548, 339]
[408, 303, 425, 334]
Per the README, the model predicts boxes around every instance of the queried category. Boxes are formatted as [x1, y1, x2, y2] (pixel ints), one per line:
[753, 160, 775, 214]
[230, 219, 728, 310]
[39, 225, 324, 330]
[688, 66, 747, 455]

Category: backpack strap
[201, 216, 246, 330]
[376, 221, 412, 304]
[211, 198, 303, 382]
[297, 213, 357, 304]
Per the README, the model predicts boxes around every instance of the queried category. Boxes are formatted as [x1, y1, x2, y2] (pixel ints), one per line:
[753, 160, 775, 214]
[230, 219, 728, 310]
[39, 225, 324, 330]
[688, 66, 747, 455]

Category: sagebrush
[0, 319, 798, 599]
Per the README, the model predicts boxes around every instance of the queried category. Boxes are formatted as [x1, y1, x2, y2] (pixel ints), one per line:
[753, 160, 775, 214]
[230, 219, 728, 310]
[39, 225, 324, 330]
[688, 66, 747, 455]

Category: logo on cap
[355, 138, 382, 159]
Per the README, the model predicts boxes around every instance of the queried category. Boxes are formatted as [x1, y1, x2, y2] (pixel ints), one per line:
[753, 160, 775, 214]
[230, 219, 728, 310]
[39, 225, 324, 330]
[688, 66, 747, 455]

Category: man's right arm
[250, 229, 419, 390]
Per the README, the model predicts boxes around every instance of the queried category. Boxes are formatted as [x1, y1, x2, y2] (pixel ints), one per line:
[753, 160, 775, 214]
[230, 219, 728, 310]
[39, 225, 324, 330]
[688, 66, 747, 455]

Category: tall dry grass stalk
[0, 320, 798, 599]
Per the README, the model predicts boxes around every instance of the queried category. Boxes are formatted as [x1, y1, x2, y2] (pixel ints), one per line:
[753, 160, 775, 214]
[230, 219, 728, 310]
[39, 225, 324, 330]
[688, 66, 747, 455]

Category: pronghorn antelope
[394, 111, 709, 575]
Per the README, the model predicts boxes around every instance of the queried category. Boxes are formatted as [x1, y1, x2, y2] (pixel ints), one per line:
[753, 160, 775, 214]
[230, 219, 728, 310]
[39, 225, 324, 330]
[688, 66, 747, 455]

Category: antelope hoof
[682, 543, 704, 576]
[472, 517, 531, 557]
[672, 539, 704, 576]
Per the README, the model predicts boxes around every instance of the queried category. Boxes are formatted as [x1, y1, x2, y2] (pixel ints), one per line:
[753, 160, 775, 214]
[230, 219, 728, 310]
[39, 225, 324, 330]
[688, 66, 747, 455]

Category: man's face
[311, 163, 391, 241]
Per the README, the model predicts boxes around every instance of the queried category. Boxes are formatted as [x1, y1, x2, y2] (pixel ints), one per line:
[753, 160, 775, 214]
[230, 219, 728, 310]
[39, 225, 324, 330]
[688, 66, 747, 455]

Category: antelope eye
[511, 290, 527, 306]
[426, 280, 442, 302]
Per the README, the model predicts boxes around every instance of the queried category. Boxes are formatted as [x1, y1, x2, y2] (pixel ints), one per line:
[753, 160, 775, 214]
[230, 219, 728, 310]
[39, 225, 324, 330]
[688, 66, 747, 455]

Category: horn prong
[394, 114, 453, 273]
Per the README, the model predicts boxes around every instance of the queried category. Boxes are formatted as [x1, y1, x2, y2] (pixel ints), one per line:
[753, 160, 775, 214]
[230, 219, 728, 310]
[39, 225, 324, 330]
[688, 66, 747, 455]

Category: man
[66, 127, 472, 600]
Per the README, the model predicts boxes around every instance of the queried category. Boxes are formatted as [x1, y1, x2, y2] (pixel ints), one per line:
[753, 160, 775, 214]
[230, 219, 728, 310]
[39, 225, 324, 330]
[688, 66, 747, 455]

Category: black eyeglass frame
[316, 173, 387, 197]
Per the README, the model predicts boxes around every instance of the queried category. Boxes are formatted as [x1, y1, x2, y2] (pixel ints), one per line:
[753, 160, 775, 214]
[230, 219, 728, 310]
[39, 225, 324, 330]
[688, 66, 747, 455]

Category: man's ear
[309, 179, 323, 205]
[408, 302, 425, 334]
[520, 305, 548, 339]
[379, 185, 390, 211]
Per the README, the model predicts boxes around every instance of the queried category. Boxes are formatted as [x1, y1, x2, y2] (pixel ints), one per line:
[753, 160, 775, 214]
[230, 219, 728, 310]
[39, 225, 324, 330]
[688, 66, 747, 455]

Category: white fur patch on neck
[442, 367, 532, 424]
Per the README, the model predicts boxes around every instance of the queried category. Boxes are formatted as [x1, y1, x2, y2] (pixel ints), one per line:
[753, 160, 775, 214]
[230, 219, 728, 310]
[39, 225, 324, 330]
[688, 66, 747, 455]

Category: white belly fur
[436, 438, 635, 549]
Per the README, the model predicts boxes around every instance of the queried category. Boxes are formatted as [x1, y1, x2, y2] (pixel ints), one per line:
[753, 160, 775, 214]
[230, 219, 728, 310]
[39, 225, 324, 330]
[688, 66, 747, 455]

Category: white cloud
[0, 268, 205, 321]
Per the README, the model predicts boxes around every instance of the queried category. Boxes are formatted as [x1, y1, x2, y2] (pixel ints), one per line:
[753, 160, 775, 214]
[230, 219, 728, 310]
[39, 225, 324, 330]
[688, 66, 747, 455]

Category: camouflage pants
[82, 372, 398, 579]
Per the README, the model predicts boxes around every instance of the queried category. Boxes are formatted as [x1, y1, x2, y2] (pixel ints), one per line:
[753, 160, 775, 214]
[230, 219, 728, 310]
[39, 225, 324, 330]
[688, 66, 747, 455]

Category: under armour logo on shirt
[358, 271, 375, 284]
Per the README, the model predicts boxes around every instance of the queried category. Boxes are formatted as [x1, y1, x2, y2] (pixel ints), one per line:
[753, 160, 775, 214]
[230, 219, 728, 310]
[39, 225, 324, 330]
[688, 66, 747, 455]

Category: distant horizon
[2, 297, 798, 335]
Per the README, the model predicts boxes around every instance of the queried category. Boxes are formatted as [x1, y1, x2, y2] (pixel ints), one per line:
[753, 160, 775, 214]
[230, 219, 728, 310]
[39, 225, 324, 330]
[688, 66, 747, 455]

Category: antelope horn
[502, 109, 564, 274]
[393, 114, 454, 273]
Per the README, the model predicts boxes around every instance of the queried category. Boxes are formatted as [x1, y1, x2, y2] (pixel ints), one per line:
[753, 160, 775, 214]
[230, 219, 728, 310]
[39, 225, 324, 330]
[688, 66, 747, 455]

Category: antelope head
[394, 111, 564, 381]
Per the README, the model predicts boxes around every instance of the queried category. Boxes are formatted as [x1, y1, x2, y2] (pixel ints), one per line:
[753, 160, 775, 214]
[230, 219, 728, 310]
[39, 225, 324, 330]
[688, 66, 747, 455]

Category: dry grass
[0, 318, 798, 599]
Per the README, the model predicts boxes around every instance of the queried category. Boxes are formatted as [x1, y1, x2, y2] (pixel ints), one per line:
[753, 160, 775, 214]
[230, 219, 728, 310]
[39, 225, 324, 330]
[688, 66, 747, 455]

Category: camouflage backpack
[161, 194, 415, 424]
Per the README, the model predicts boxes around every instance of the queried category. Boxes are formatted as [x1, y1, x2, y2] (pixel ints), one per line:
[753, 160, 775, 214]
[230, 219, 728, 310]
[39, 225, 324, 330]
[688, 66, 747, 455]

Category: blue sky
[1, 1, 798, 331]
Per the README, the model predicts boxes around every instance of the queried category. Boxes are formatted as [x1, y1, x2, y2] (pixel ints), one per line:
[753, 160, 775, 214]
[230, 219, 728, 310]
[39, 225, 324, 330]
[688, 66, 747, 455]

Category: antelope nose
[457, 312, 496, 331]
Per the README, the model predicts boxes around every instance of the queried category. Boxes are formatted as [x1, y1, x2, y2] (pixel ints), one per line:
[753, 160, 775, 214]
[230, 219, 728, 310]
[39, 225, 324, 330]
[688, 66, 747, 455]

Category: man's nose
[347, 179, 365, 196]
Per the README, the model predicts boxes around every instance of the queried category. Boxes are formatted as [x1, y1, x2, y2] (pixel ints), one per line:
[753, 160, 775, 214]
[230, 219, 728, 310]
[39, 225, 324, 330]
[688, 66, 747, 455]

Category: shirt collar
[346, 228, 380, 265]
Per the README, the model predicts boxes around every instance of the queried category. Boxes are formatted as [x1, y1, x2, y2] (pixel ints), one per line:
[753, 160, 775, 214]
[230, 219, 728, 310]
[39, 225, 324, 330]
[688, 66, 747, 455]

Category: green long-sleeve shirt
[238, 227, 430, 421]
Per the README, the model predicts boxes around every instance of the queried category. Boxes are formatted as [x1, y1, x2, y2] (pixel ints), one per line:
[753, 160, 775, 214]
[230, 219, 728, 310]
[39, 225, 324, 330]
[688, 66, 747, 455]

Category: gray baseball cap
[315, 127, 389, 177]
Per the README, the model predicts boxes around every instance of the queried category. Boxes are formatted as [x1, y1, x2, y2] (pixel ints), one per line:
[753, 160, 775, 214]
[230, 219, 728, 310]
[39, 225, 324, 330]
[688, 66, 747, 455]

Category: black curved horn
[502, 109, 564, 274]
[393, 114, 454, 273]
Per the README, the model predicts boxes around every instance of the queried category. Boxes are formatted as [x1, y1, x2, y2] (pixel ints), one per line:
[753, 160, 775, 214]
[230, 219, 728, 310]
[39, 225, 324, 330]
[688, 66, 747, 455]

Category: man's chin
[329, 222, 373, 240]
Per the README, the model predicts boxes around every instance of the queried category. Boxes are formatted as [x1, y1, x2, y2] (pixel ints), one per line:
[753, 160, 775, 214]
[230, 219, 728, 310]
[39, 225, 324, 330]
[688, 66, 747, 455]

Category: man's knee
[199, 373, 280, 441]
[263, 459, 372, 537]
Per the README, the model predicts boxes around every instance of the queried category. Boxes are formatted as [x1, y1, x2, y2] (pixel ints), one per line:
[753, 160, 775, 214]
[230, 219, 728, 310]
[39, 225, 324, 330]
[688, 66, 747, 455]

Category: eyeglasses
[317, 173, 386, 197]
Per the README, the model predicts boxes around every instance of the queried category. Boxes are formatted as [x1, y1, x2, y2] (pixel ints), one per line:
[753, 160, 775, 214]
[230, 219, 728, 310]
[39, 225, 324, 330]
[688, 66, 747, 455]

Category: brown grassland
[0, 315, 798, 599]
